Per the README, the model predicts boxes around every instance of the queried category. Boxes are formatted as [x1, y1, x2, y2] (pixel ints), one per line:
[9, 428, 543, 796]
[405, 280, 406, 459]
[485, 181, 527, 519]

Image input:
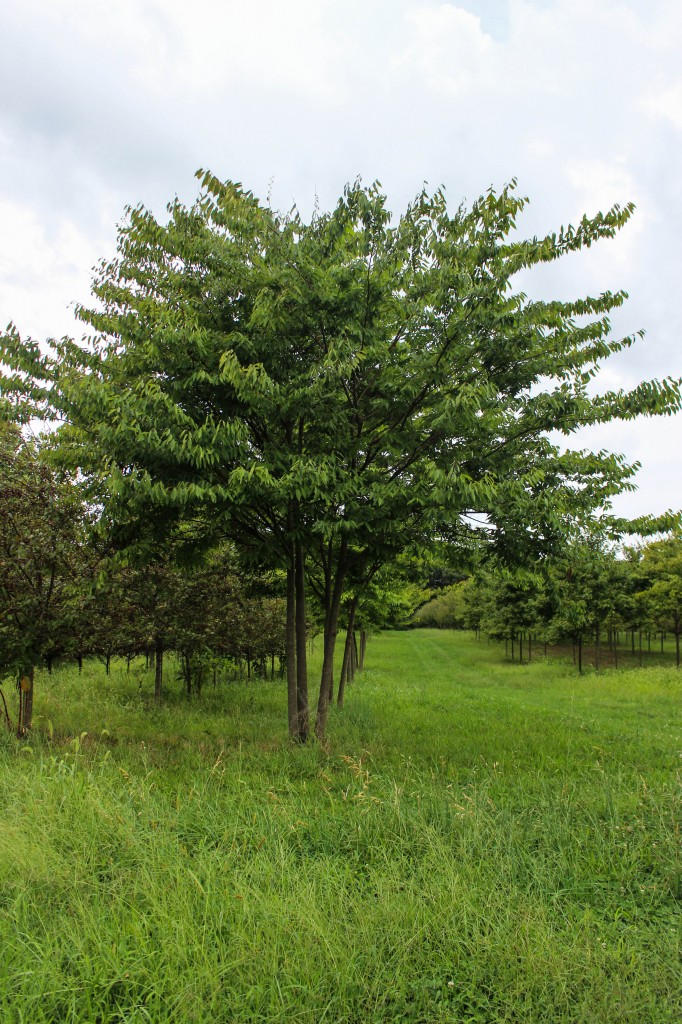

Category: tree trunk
[154, 636, 163, 702]
[18, 664, 34, 735]
[337, 599, 357, 709]
[359, 629, 366, 670]
[295, 539, 309, 741]
[315, 538, 348, 740]
[78, 654, 83, 674]
[578, 636, 583, 675]
[528, 633, 531, 662]
[286, 554, 298, 738]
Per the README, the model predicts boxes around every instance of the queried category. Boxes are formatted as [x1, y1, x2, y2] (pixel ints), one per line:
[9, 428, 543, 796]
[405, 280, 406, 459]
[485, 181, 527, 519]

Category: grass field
[1, 631, 680, 1023]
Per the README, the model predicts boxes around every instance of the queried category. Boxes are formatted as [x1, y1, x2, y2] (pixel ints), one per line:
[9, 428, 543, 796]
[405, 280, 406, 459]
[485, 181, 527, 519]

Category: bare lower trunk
[18, 663, 35, 735]
[337, 599, 357, 709]
[315, 538, 348, 740]
[295, 539, 309, 742]
[286, 554, 298, 738]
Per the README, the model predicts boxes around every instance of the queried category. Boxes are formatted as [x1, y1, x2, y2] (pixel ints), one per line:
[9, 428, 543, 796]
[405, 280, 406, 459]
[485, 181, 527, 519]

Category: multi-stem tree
[2, 174, 680, 738]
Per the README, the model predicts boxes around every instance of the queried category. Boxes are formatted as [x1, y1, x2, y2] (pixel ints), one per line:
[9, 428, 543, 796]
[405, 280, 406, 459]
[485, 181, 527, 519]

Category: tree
[3, 174, 680, 738]
[639, 535, 682, 668]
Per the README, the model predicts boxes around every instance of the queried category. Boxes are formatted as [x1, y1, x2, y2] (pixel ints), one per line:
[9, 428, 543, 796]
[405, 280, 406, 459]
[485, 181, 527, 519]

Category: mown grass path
[1, 631, 680, 1023]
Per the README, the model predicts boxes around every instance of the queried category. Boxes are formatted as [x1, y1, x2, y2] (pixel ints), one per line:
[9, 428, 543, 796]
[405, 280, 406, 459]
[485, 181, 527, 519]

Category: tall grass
[0, 631, 680, 1022]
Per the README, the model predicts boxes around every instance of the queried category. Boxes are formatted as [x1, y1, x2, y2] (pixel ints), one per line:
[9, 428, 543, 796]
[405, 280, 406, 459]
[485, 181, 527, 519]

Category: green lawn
[1, 631, 680, 1023]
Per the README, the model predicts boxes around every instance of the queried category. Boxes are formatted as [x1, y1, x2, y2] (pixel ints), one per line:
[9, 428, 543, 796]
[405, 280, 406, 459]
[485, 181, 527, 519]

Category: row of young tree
[413, 536, 682, 671]
[0, 420, 294, 731]
[2, 173, 681, 738]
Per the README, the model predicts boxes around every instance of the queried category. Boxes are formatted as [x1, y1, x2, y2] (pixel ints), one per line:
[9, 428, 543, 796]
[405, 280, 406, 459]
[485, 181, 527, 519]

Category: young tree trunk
[595, 625, 600, 672]
[295, 539, 309, 742]
[528, 633, 532, 662]
[578, 636, 583, 675]
[78, 654, 83, 674]
[639, 631, 643, 668]
[154, 636, 163, 702]
[106, 654, 111, 676]
[315, 538, 348, 740]
[18, 664, 35, 735]
[511, 632, 515, 662]
[286, 554, 298, 738]
[359, 629, 366, 670]
[519, 631, 523, 664]
[337, 599, 357, 709]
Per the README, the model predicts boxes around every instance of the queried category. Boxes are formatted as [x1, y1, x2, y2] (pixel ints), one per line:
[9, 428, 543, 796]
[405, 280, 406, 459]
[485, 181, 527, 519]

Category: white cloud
[396, 5, 495, 95]
[640, 81, 682, 130]
[0, 199, 98, 340]
[1, 0, 681, 517]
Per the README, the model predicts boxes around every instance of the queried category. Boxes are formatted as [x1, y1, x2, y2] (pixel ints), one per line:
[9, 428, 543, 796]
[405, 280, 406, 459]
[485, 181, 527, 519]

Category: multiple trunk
[336, 598, 358, 709]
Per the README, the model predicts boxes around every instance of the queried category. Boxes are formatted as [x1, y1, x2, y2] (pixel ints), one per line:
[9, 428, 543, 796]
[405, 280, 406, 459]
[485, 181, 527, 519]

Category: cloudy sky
[1, 0, 680, 520]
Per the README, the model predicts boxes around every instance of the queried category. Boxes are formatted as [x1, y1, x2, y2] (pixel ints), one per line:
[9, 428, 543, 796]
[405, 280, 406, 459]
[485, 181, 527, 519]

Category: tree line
[413, 536, 682, 671]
